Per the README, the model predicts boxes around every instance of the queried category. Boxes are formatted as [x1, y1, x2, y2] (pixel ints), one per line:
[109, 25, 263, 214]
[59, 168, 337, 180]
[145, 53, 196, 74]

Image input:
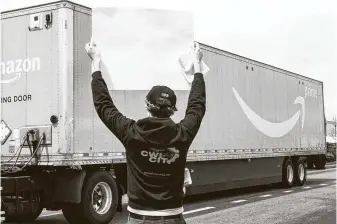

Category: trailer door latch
[28, 13, 43, 31]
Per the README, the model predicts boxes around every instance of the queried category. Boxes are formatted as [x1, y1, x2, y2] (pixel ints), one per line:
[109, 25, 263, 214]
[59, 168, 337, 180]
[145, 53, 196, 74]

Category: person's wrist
[92, 58, 101, 72]
[93, 57, 101, 64]
[93, 57, 101, 63]
[193, 59, 202, 73]
[193, 58, 202, 65]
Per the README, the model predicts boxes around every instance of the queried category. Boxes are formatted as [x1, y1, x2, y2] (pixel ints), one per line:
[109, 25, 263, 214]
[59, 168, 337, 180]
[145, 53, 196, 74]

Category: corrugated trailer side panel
[231, 56, 325, 149]
[73, 7, 94, 154]
[73, 43, 325, 158]
[200, 46, 325, 151]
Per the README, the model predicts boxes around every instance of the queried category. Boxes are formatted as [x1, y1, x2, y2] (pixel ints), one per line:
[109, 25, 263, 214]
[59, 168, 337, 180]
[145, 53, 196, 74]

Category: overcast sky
[1, 0, 336, 120]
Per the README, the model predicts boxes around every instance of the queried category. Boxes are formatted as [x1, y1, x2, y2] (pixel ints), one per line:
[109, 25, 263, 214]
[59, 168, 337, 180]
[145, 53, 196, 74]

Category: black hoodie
[91, 71, 206, 211]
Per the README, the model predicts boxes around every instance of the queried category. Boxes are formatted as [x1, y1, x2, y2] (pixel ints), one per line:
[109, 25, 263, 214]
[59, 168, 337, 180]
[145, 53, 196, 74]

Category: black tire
[5, 209, 43, 223]
[282, 158, 295, 188]
[307, 157, 314, 169]
[314, 155, 326, 169]
[4, 192, 43, 223]
[294, 158, 307, 186]
[71, 171, 119, 224]
[62, 203, 85, 224]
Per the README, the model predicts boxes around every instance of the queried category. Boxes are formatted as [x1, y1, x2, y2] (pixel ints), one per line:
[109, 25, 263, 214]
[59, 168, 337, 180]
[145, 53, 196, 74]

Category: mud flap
[51, 170, 86, 203]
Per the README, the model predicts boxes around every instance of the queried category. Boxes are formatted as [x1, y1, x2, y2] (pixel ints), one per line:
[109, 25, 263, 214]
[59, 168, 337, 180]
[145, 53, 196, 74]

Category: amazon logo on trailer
[0, 57, 41, 84]
[232, 87, 306, 138]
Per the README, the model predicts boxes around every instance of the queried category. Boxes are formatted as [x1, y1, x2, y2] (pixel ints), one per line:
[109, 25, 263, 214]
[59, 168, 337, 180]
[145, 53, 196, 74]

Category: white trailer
[0, 1, 327, 223]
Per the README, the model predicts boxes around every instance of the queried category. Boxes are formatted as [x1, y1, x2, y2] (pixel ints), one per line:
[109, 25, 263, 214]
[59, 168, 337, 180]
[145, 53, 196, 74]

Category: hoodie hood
[134, 117, 177, 146]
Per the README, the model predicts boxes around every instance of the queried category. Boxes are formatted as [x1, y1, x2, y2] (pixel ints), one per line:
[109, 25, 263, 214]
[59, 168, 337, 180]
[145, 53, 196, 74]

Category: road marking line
[40, 212, 62, 218]
[231, 199, 247, 204]
[284, 190, 293, 193]
[183, 207, 215, 215]
[260, 194, 272, 198]
[319, 183, 328, 186]
[309, 168, 336, 173]
[302, 186, 312, 189]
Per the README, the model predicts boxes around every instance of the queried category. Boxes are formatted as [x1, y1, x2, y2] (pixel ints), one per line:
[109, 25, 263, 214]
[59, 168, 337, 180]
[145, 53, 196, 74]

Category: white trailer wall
[0, 2, 326, 166]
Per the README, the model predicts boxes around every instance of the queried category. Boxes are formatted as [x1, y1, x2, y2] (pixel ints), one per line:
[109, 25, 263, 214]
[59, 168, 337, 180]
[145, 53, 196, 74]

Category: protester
[85, 39, 206, 224]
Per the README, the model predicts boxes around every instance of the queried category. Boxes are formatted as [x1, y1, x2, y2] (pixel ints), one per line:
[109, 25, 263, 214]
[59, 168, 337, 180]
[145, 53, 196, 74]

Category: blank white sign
[92, 7, 194, 90]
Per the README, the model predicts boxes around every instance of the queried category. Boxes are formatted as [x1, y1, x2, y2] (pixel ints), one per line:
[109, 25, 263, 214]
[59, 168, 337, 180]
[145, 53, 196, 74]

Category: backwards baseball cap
[146, 85, 178, 111]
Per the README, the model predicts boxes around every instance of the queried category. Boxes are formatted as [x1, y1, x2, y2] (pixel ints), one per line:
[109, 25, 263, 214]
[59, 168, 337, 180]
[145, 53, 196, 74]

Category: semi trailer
[0, 1, 327, 223]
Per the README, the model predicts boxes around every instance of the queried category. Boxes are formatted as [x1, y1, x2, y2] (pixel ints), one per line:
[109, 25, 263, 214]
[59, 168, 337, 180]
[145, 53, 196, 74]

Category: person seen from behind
[85, 39, 206, 224]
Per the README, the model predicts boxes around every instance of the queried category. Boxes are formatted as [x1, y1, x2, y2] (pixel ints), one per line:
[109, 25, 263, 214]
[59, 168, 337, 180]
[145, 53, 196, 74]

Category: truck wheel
[5, 208, 43, 223]
[314, 155, 326, 169]
[294, 158, 307, 186]
[307, 157, 314, 169]
[5, 192, 43, 223]
[62, 204, 84, 224]
[62, 171, 119, 224]
[81, 171, 119, 224]
[282, 158, 295, 188]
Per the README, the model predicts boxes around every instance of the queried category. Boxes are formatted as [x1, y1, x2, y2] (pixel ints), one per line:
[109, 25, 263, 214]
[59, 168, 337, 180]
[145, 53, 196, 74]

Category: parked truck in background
[0, 1, 327, 223]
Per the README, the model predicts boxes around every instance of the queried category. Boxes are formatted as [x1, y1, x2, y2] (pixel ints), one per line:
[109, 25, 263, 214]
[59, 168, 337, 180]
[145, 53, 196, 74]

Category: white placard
[92, 7, 194, 90]
[0, 120, 11, 144]
[178, 51, 210, 84]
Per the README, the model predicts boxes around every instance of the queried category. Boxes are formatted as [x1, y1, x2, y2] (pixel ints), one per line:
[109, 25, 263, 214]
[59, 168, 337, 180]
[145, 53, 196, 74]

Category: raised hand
[191, 42, 203, 73]
[192, 42, 203, 62]
[85, 37, 101, 61]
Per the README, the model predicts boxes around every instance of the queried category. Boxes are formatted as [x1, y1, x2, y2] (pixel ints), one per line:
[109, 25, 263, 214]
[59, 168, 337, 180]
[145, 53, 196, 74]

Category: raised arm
[180, 43, 207, 139]
[180, 73, 206, 138]
[86, 39, 134, 143]
[91, 69, 134, 142]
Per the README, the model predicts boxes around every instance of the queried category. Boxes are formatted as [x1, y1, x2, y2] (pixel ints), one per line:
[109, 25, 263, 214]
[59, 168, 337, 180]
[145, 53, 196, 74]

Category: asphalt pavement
[5, 164, 337, 224]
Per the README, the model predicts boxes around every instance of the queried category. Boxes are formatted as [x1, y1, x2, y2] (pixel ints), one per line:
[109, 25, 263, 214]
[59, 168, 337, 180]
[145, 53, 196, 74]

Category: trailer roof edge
[0, 0, 91, 14]
[198, 42, 324, 85]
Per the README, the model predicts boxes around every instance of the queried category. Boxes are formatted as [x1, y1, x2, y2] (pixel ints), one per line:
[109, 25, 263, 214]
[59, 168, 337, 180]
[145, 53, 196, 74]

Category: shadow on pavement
[184, 177, 336, 204]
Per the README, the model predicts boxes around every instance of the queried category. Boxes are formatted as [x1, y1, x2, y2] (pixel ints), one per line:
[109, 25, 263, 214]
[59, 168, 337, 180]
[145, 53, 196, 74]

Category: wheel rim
[287, 164, 294, 183]
[298, 164, 305, 181]
[32, 193, 41, 213]
[92, 182, 113, 215]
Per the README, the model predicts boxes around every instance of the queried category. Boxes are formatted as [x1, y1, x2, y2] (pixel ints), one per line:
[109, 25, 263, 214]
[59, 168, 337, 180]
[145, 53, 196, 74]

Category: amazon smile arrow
[232, 87, 305, 138]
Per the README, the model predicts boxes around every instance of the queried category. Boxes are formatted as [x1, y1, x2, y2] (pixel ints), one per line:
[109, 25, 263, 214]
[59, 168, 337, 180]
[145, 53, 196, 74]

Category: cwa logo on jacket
[141, 148, 180, 164]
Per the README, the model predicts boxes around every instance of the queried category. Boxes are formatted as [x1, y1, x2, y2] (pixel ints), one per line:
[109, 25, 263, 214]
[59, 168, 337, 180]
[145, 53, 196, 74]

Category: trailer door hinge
[45, 12, 53, 29]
